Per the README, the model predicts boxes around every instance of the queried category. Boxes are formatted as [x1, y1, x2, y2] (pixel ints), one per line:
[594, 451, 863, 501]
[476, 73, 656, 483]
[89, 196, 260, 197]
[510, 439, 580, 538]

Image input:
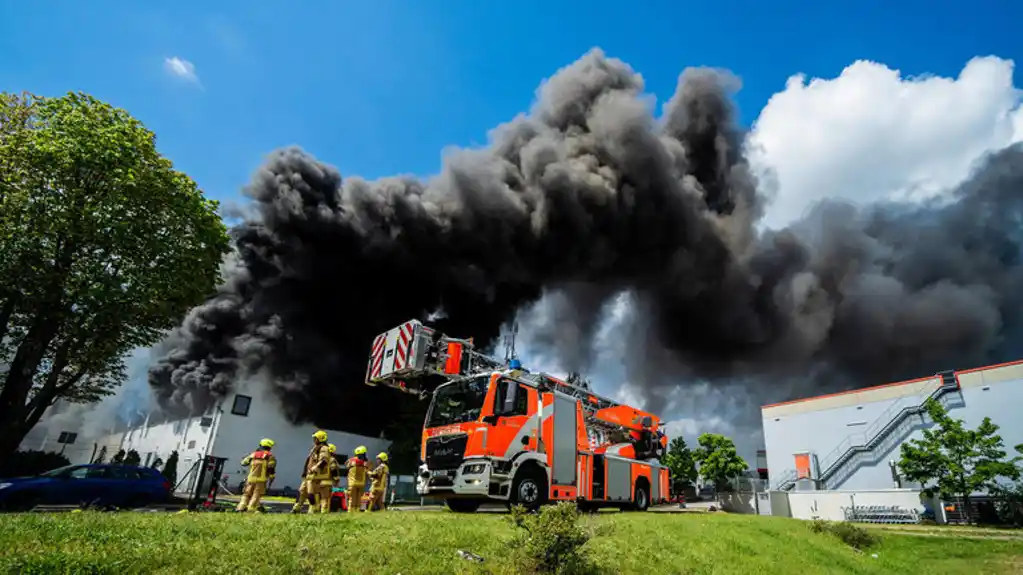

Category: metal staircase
[772, 370, 960, 491]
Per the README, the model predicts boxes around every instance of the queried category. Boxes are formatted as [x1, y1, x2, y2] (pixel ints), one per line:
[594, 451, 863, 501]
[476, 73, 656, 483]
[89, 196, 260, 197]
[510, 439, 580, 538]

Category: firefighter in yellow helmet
[293, 430, 330, 514]
[345, 445, 369, 512]
[322, 443, 341, 512]
[367, 452, 390, 512]
[237, 438, 276, 512]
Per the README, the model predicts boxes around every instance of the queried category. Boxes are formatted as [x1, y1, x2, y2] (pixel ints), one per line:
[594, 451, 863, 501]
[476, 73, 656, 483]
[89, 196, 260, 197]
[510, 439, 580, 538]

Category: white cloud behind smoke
[517, 55, 1023, 463]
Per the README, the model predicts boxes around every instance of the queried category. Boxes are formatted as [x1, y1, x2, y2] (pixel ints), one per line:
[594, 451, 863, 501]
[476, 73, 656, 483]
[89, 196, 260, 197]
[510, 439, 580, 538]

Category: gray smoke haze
[146, 48, 1023, 444]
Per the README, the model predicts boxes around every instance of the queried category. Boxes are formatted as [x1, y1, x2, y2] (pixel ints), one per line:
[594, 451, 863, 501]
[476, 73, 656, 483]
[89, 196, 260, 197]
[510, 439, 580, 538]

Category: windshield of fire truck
[425, 375, 489, 427]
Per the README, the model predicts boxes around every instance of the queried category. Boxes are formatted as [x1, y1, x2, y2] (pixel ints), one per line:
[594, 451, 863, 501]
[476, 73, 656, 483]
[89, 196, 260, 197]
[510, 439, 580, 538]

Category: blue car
[0, 463, 172, 511]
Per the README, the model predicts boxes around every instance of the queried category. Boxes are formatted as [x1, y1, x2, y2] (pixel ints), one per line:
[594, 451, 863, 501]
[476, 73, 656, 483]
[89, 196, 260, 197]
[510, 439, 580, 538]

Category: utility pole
[503, 321, 519, 367]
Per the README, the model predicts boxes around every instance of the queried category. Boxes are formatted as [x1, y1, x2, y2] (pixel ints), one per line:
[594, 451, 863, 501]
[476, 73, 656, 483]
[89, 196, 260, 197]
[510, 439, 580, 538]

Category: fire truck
[365, 319, 670, 513]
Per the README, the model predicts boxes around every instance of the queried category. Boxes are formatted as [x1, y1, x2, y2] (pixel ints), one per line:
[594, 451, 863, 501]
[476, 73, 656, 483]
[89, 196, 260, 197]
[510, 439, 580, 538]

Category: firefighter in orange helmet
[293, 430, 330, 513]
[345, 445, 369, 512]
[366, 452, 390, 512]
[237, 438, 276, 512]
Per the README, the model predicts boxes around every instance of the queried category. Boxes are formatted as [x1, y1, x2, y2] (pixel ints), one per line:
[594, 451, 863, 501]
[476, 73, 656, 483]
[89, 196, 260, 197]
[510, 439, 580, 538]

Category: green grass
[1, 511, 1021, 575]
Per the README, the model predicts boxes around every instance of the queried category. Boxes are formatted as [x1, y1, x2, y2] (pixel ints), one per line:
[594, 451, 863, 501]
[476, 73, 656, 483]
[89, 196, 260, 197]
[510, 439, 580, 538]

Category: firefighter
[292, 430, 331, 514]
[323, 443, 341, 512]
[367, 452, 390, 512]
[345, 445, 369, 513]
[237, 438, 276, 512]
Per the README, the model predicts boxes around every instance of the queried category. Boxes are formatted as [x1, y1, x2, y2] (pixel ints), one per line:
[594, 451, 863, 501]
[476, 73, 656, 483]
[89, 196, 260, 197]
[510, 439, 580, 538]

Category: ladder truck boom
[364, 320, 664, 434]
[364, 319, 671, 512]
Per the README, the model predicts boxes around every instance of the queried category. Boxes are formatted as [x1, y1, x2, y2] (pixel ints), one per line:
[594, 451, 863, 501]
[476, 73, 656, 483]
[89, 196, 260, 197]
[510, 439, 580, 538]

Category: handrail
[772, 371, 959, 491]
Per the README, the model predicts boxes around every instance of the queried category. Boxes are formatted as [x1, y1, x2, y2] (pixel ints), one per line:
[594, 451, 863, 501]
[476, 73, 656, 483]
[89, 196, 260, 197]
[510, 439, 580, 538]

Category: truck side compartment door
[486, 378, 532, 458]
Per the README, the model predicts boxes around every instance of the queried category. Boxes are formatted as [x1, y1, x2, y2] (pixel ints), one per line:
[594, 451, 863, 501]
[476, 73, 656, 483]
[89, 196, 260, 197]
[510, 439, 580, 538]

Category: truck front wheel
[632, 483, 650, 512]
[445, 499, 482, 513]
[511, 468, 547, 512]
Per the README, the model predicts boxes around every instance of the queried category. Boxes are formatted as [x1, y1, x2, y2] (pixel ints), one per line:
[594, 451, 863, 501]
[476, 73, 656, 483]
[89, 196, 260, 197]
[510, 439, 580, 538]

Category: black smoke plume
[148, 48, 1023, 436]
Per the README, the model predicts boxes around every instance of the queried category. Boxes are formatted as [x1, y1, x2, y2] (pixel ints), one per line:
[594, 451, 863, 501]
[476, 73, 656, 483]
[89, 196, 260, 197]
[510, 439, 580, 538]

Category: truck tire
[446, 499, 482, 513]
[631, 483, 650, 512]
[511, 467, 547, 512]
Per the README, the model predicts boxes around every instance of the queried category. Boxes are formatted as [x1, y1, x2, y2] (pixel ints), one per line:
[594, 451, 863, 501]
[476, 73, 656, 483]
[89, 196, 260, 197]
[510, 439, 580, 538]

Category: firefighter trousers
[292, 479, 317, 513]
[367, 490, 386, 512]
[317, 481, 333, 513]
[347, 484, 365, 512]
[237, 481, 267, 512]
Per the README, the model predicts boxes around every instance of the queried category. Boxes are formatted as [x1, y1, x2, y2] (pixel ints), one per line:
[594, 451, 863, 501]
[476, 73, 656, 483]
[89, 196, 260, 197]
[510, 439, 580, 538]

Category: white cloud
[749, 56, 1023, 229]
[515, 54, 1023, 457]
[164, 56, 200, 85]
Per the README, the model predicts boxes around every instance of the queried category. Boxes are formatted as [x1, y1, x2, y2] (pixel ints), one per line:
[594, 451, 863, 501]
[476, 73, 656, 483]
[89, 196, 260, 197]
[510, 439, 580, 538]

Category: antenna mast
[503, 321, 519, 367]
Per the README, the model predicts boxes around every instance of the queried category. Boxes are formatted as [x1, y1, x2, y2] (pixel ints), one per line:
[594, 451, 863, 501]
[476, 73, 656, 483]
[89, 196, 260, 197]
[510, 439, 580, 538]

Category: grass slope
[1, 511, 1021, 574]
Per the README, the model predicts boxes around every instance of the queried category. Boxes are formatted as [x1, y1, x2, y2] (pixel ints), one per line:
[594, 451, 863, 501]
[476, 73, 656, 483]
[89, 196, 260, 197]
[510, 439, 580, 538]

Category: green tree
[123, 449, 141, 466]
[663, 436, 698, 495]
[162, 450, 179, 488]
[111, 448, 125, 464]
[898, 398, 1022, 521]
[693, 433, 748, 492]
[0, 91, 230, 466]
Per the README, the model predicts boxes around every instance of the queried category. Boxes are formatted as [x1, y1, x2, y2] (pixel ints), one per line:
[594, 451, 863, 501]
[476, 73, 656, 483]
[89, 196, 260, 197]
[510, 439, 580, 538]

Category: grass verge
[1, 510, 1021, 574]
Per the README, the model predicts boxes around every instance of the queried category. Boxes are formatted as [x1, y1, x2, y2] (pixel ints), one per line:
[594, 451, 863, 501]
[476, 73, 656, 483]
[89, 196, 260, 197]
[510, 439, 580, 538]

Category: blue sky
[1, 1, 1018, 207]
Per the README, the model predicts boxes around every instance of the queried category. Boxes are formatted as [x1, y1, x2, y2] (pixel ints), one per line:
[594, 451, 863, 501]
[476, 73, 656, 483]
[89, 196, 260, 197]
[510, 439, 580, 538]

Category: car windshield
[426, 375, 489, 428]
[38, 465, 76, 478]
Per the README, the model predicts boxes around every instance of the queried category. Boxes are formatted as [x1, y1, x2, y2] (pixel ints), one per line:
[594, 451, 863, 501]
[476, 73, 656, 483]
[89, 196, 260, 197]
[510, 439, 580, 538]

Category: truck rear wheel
[445, 499, 482, 513]
[511, 467, 547, 512]
[632, 483, 650, 512]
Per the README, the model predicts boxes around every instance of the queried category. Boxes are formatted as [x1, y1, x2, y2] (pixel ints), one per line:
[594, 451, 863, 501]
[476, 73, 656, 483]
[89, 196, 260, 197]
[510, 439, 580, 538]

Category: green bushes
[509, 503, 595, 574]
[0, 450, 70, 477]
[808, 519, 879, 550]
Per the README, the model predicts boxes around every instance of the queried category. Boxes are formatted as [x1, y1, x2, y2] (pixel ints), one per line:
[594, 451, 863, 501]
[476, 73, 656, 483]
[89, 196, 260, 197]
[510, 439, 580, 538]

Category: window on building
[57, 431, 78, 445]
[187, 440, 196, 449]
[231, 394, 252, 417]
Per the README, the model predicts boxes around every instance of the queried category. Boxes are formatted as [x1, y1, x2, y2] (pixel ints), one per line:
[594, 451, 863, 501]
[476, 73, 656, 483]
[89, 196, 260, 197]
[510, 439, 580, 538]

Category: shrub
[0, 450, 71, 477]
[123, 450, 141, 466]
[807, 519, 878, 550]
[162, 451, 179, 488]
[508, 502, 594, 574]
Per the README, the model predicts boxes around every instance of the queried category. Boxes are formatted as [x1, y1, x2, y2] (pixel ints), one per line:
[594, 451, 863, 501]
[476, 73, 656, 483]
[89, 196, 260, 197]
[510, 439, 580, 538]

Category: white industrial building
[25, 379, 391, 495]
[762, 360, 1023, 492]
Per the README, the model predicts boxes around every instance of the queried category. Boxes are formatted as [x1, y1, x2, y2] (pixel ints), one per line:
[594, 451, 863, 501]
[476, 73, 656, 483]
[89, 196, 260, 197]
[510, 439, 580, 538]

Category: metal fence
[841, 504, 921, 524]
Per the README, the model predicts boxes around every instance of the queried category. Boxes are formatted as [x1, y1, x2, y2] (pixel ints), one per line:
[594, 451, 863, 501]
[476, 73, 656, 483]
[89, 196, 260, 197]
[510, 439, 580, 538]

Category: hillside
[1, 510, 1021, 574]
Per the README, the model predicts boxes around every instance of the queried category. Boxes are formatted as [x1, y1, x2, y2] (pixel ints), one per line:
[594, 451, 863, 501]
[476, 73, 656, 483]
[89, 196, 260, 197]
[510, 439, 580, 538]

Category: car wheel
[511, 468, 547, 513]
[445, 499, 482, 513]
[9, 492, 41, 512]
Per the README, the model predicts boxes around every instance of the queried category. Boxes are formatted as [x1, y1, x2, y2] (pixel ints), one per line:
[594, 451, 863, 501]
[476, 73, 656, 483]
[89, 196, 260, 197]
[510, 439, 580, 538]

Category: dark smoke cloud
[148, 48, 1023, 438]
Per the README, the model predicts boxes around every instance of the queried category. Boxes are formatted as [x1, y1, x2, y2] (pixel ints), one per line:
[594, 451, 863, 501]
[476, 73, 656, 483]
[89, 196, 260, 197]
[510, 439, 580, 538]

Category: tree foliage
[0, 91, 230, 466]
[663, 436, 698, 494]
[693, 433, 748, 491]
[123, 449, 141, 466]
[111, 448, 125, 464]
[898, 399, 1022, 511]
[0, 449, 70, 477]
[92, 445, 107, 464]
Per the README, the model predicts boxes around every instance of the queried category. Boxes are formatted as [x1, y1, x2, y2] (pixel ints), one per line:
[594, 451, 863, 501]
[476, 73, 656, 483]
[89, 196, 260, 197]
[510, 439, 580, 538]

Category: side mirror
[482, 414, 499, 425]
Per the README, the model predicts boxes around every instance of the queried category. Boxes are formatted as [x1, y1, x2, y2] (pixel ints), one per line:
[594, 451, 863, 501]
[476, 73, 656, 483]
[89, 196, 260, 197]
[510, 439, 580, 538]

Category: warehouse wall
[762, 361, 1023, 491]
[119, 408, 220, 493]
[210, 380, 391, 492]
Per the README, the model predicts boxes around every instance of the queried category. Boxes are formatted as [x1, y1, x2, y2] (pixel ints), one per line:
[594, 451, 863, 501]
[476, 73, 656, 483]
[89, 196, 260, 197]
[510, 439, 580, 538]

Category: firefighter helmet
[312, 430, 328, 442]
[259, 438, 275, 448]
[376, 452, 388, 462]
[328, 443, 337, 453]
[354, 445, 367, 455]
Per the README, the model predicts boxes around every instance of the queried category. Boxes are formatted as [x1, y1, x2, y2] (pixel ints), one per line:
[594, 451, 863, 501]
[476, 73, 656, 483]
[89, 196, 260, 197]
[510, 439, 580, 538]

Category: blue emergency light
[509, 358, 523, 370]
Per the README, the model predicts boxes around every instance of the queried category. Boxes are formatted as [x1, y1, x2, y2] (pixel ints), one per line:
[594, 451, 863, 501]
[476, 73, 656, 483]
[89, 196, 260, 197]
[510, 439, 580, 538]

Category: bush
[123, 450, 141, 466]
[508, 502, 594, 574]
[162, 451, 179, 488]
[807, 519, 878, 550]
[0, 450, 71, 478]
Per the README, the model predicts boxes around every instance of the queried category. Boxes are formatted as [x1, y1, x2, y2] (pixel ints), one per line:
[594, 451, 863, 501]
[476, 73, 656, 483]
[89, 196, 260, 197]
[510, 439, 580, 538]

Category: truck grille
[425, 433, 468, 470]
